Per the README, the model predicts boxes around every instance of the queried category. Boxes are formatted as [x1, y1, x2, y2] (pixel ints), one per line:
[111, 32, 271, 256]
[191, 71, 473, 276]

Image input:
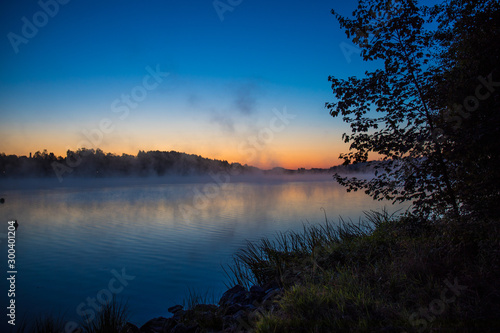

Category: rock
[250, 285, 265, 302]
[171, 323, 198, 333]
[192, 303, 218, 312]
[219, 285, 250, 307]
[140, 317, 176, 332]
[120, 322, 140, 333]
[171, 323, 187, 333]
[224, 303, 244, 316]
[198, 312, 222, 329]
[222, 315, 237, 331]
[232, 309, 247, 322]
[222, 310, 251, 333]
[250, 285, 264, 294]
[170, 323, 187, 333]
[168, 304, 184, 314]
[172, 309, 186, 320]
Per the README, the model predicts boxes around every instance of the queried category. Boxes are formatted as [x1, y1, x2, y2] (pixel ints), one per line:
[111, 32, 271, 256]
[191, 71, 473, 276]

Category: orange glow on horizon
[0, 123, 349, 169]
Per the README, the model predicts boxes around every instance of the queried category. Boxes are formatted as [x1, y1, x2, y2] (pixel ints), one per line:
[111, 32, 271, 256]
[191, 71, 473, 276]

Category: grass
[12, 298, 129, 333]
[182, 287, 217, 310]
[33, 315, 66, 333]
[224, 209, 500, 332]
[80, 298, 129, 333]
[223, 212, 376, 289]
[8, 314, 66, 333]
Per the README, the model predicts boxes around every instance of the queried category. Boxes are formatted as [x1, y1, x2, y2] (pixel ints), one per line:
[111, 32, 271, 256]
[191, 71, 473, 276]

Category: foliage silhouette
[327, 0, 499, 218]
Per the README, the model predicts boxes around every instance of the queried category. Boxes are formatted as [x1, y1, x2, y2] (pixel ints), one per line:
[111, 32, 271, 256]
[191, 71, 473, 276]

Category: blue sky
[0, 0, 376, 168]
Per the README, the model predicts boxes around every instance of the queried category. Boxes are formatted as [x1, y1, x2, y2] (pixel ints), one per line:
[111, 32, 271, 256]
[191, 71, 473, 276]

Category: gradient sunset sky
[0, 0, 379, 169]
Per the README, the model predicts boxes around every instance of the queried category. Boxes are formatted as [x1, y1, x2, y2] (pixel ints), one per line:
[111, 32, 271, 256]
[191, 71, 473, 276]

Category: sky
[0, 0, 376, 169]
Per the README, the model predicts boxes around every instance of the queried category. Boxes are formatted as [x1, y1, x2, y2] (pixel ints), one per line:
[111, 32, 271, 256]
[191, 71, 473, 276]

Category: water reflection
[0, 177, 402, 326]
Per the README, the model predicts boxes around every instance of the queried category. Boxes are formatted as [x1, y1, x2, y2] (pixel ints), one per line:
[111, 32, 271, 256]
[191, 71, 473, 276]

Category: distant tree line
[0, 149, 256, 178]
[0, 149, 372, 179]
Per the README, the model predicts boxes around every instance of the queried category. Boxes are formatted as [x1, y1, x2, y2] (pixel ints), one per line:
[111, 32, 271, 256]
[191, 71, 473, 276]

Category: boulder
[219, 285, 250, 307]
[140, 316, 176, 332]
[168, 304, 183, 314]
[224, 303, 244, 316]
[170, 323, 198, 333]
[172, 309, 186, 321]
[249, 285, 266, 302]
[192, 304, 218, 312]
[120, 323, 140, 333]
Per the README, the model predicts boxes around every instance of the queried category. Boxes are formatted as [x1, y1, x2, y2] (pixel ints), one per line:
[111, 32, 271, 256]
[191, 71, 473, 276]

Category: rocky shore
[120, 284, 283, 333]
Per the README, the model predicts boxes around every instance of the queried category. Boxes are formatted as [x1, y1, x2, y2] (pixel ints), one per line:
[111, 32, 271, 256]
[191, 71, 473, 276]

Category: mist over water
[0, 175, 401, 327]
[0, 172, 377, 191]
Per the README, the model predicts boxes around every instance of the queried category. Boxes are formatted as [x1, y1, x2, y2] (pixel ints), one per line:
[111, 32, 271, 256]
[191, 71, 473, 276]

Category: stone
[120, 322, 140, 333]
[168, 304, 184, 314]
[232, 309, 247, 322]
[250, 285, 266, 302]
[171, 323, 198, 333]
[250, 285, 264, 294]
[192, 303, 218, 312]
[140, 316, 176, 332]
[172, 309, 186, 320]
[224, 303, 244, 316]
[219, 285, 250, 307]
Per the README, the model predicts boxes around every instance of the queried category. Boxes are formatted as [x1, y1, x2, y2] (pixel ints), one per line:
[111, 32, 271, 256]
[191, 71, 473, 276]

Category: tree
[327, 0, 499, 218]
[429, 0, 500, 218]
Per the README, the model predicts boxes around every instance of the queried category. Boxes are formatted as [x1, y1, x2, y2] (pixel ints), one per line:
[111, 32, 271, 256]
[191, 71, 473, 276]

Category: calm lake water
[0, 175, 403, 328]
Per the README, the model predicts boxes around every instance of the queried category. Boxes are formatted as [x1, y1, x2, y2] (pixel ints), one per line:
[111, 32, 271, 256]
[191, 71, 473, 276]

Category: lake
[0, 174, 403, 329]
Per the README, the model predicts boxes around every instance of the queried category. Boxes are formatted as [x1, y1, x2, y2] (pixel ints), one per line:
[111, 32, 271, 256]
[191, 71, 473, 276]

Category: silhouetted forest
[0, 149, 373, 179]
[0, 149, 258, 178]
